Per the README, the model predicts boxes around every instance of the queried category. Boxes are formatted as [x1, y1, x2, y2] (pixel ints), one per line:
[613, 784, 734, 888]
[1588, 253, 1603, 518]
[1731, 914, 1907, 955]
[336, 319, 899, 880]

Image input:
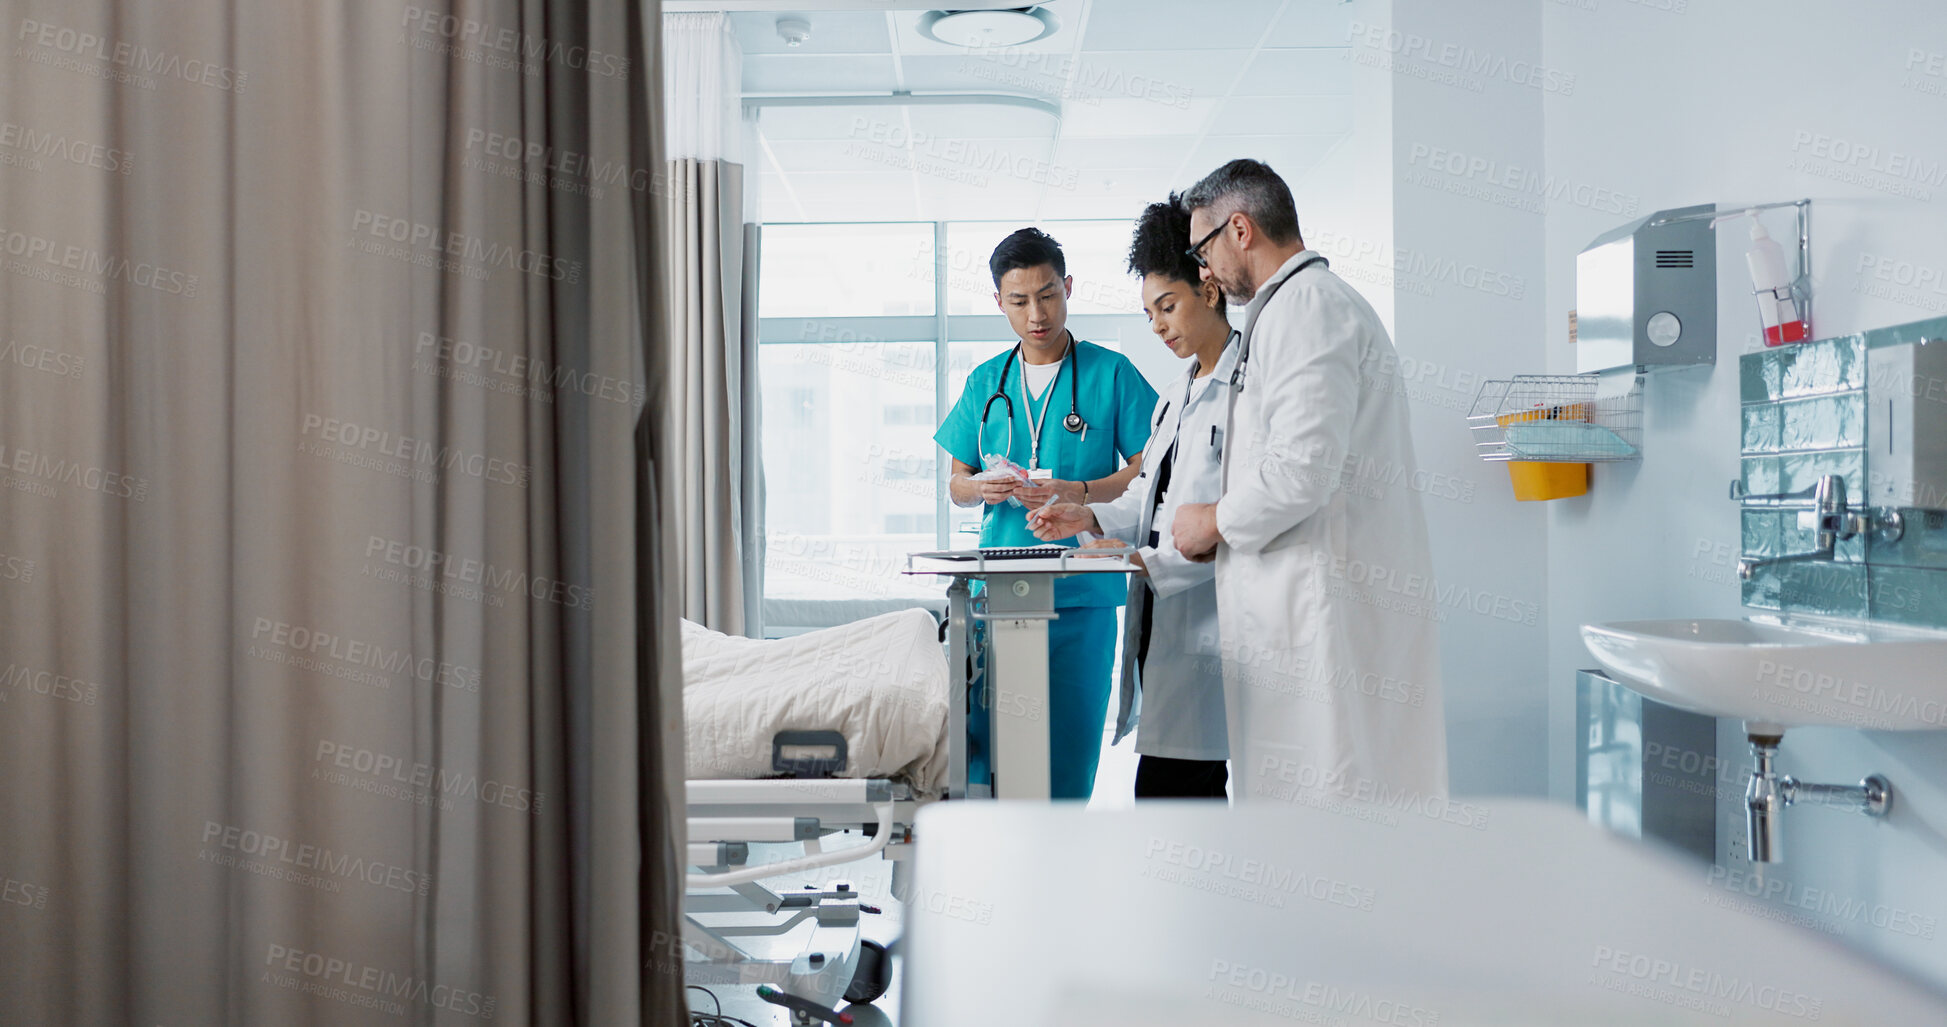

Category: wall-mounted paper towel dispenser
[1574, 203, 1718, 374]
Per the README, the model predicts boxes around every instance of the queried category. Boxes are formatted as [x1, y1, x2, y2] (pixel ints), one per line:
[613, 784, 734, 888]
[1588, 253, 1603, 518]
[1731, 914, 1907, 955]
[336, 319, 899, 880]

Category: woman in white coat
[1027, 196, 1235, 799]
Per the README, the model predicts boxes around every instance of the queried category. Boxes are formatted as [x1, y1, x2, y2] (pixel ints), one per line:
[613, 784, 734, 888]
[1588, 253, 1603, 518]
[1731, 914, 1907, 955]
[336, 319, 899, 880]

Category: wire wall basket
[1466, 373, 1643, 463]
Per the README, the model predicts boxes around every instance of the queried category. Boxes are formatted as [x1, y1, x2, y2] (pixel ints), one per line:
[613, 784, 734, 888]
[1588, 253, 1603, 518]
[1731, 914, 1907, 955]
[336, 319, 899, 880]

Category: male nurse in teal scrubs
[934, 227, 1160, 799]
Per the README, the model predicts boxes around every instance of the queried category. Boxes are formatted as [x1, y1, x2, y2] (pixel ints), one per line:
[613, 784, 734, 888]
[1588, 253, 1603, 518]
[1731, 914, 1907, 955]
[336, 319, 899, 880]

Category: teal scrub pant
[968, 605, 1118, 800]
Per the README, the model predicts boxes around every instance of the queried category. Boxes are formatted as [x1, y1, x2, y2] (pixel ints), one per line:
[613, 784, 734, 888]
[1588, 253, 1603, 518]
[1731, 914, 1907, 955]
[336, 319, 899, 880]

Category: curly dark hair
[1126, 192, 1208, 289]
[1126, 192, 1226, 317]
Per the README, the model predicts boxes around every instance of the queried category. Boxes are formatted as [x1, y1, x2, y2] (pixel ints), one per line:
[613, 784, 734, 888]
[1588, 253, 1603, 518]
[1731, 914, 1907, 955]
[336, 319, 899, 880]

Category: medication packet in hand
[973, 453, 1036, 507]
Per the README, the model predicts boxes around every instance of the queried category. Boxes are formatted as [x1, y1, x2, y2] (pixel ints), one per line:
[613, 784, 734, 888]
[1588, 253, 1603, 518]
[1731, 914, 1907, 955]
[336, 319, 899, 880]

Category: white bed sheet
[682, 609, 951, 797]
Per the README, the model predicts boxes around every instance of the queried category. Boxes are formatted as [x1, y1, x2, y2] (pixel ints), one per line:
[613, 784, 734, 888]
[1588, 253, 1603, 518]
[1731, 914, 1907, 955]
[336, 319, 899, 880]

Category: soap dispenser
[1717, 208, 1811, 346]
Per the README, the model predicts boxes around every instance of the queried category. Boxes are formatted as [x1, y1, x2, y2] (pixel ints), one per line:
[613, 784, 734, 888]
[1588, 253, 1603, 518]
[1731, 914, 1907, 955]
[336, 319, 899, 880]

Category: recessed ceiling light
[916, 8, 1058, 48]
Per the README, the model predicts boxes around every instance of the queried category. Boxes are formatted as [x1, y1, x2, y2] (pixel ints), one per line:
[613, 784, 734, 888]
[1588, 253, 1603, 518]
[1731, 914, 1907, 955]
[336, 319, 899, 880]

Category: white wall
[1305, 0, 1398, 338]
[1386, 0, 1552, 796]
[1541, 0, 1947, 988]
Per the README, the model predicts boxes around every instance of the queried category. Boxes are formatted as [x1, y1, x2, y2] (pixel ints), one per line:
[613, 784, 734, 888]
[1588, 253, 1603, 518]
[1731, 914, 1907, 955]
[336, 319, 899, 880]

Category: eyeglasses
[1185, 218, 1226, 269]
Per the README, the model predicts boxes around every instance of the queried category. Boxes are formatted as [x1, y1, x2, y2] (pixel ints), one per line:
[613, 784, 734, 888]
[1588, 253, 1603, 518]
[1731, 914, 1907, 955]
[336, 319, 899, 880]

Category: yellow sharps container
[1497, 407, 1591, 502]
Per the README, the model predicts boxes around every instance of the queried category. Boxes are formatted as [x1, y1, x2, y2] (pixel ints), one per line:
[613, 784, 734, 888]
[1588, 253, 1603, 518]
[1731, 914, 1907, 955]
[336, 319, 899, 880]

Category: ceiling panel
[1064, 169, 1157, 198]
[736, 0, 1366, 225]
[1079, 0, 1280, 51]
[1262, 2, 1359, 48]
[1203, 95, 1354, 137]
[915, 180, 1048, 221]
[743, 54, 897, 93]
[1036, 176, 1116, 211]
[1046, 170, 1181, 217]
[1053, 135, 1200, 170]
[1231, 48, 1357, 96]
[913, 172, 1044, 200]
[904, 138, 1060, 192]
[1046, 49, 1252, 105]
[898, 52, 1070, 98]
[1181, 134, 1347, 185]
[728, 11, 891, 55]
[905, 104, 1061, 139]
[1058, 97, 1217, 138]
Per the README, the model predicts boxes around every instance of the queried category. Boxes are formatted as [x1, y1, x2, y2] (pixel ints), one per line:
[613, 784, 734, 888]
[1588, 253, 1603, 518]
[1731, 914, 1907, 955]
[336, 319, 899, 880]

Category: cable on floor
[688, 984, 762, 1027]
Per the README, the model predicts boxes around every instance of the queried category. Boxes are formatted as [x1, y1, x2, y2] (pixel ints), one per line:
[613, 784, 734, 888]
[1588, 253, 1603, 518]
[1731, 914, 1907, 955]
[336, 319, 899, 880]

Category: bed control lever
[757, 983, 854, 1025]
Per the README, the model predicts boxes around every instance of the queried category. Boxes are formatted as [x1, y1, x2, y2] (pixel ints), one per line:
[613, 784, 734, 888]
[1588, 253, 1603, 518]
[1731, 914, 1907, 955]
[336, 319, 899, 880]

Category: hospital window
[881, 455, 934, 481]
[756, 221, 1152, 632]
[881, 514, 928, 534]
[881, 404, 931, 426]
[784, 388, 817, 429]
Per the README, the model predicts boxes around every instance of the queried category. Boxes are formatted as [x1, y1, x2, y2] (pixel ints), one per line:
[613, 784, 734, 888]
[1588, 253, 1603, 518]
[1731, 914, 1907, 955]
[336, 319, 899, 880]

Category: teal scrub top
[934, 338, 1159, 608]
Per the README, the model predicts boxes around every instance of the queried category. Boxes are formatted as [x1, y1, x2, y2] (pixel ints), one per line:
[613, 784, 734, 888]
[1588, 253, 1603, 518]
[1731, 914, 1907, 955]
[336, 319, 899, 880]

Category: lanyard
[1018, 333, 1071, 470]
[1186, 331, 1240, 412]
[1142, 330, 1239, 531]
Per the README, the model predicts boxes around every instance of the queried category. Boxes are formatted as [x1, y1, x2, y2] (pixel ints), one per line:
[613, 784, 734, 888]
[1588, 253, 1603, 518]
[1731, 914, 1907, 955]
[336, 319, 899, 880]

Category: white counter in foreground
[902, 798, 1947, 1025]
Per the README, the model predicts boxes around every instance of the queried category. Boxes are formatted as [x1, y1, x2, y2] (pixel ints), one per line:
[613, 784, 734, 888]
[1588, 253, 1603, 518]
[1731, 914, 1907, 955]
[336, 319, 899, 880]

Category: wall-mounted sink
[1580, 614, 1940, 862]
[1580, 615, 1947, 735]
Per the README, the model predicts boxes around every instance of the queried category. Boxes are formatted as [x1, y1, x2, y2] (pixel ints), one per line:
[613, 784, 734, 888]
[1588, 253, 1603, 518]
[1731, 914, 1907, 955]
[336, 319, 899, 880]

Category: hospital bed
[680, 609, 946, 1021]
[680, 550, 1138, 1022]
[685, 776, 914, 1017]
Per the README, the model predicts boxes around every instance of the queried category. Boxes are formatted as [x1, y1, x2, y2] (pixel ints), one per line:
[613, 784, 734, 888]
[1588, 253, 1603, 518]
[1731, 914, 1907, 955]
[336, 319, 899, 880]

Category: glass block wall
[1739, 316, 1947, 628]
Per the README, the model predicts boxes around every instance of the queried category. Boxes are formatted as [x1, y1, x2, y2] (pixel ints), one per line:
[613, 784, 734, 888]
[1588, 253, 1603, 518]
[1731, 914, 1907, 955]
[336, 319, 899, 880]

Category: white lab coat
[1089, 336, 1237, 762]
[1212, 250, 1449, 804]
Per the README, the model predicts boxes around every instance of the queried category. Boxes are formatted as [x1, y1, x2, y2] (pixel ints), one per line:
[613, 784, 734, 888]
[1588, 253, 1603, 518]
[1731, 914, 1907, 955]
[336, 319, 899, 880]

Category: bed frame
[684, 768, 922, 1021]
[679, 557, 1133, 1021]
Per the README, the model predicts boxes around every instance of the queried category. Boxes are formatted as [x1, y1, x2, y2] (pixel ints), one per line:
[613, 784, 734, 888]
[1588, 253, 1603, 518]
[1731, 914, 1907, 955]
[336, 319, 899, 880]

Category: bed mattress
[682, 608, 951, 798]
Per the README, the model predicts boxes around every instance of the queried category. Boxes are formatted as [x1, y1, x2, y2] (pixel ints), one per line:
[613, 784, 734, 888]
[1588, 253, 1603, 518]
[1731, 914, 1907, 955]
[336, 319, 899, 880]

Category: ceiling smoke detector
[917, 8, 1057, 48]
[775, 16, 812, 48]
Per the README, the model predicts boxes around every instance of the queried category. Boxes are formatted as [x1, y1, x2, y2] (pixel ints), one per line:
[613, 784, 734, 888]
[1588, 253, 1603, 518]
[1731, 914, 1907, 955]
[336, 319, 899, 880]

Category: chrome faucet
[1734, 474, 1872, 580]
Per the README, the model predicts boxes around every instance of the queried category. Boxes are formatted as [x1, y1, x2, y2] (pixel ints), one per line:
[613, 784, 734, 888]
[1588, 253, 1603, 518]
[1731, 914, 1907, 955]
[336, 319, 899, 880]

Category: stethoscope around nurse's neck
[977, 332, 1085, 467]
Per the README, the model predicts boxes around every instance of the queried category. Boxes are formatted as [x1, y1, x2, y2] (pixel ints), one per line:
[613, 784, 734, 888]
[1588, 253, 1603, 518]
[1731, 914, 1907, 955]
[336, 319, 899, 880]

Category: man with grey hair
[1169, 158, 1449, 805]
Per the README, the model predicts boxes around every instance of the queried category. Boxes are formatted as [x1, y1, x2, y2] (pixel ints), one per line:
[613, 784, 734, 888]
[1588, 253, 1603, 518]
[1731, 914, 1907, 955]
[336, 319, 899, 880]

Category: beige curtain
[663, 156, 750, 633]
[0, 0, 687, 1024]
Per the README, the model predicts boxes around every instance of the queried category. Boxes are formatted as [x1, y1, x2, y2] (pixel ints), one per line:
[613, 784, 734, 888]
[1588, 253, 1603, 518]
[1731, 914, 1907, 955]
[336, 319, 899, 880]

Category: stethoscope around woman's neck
[1152, 329, 1241, 434]
[978, 331, 1084, 468]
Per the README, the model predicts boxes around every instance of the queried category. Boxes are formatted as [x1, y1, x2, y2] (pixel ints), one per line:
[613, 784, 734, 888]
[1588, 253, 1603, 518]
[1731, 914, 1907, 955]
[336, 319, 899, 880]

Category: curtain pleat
[663, 156, 747, 634]
[0, 1, 687, 1024]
